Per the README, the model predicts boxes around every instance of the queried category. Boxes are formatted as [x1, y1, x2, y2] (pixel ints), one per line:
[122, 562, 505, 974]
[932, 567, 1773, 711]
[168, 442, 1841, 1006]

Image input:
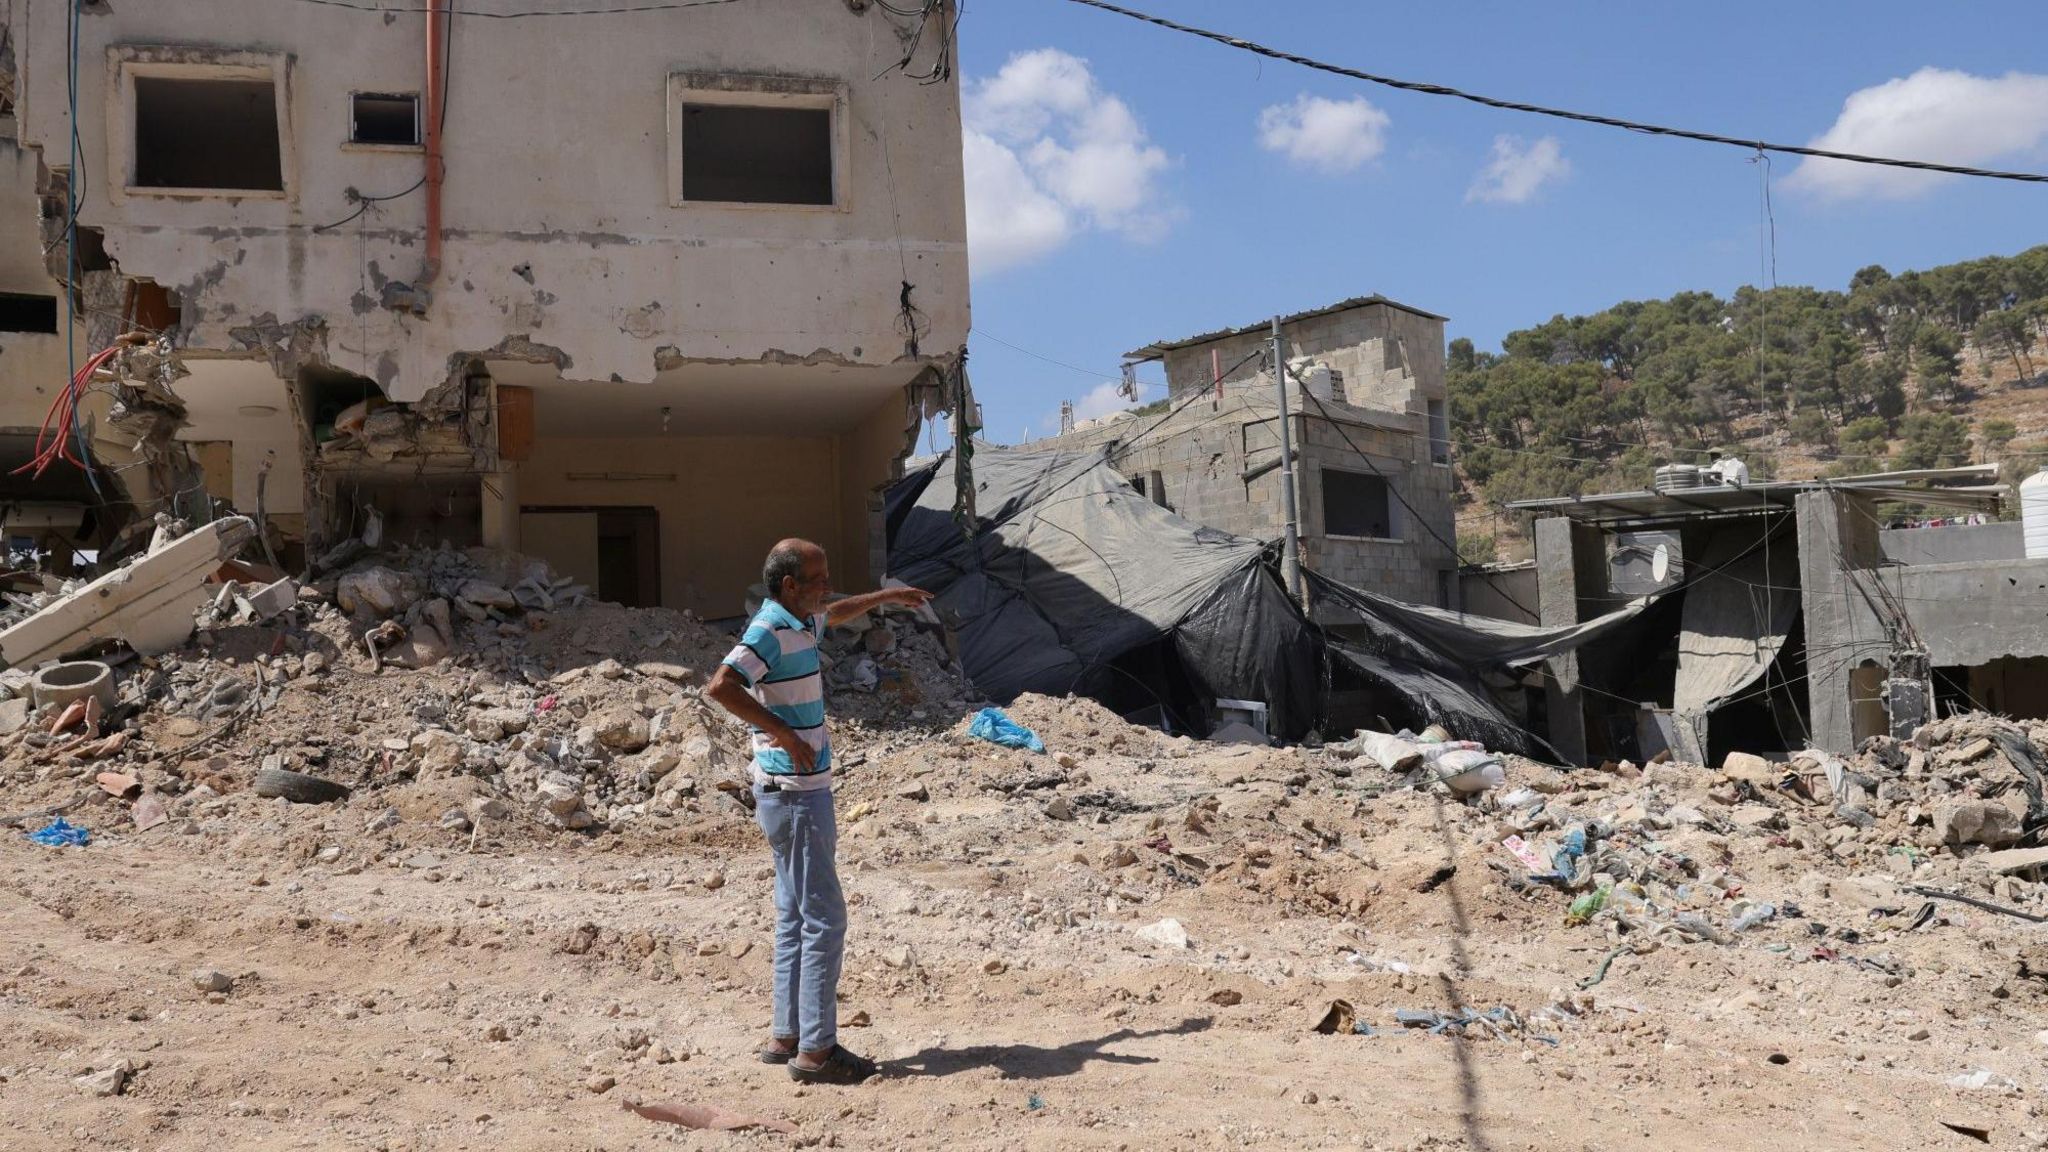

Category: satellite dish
[1652, 543, 1671, 583]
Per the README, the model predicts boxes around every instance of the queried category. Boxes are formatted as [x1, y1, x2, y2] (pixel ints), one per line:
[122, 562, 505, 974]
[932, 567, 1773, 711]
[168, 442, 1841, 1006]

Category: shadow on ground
[884, 1017, 1213, 1081]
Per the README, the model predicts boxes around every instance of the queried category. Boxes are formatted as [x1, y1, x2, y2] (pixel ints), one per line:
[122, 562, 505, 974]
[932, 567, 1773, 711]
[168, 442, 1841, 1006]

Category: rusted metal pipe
[422, 0, 445, 292]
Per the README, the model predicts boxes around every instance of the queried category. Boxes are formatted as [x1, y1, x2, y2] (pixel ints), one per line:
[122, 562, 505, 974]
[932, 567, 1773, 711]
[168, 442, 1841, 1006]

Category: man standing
[705, 538, 930, 1085]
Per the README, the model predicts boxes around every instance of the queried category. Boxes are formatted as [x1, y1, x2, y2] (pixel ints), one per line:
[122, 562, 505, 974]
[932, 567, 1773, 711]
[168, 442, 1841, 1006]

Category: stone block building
[1029, 296, 1458, 609]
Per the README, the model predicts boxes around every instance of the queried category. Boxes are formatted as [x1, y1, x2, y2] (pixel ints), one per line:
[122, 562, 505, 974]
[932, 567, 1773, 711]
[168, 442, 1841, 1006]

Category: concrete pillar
[1535, 515, 1606, 765]
[1797, 490, 1882, 755]
[482, 469, 521, 552]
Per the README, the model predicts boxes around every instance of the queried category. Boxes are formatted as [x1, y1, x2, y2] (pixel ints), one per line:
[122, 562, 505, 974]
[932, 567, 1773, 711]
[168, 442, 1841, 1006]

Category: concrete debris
[74, 1060, 131, 1097]
[1934, 800, 2024, 848]
[0, 517, 258, 666]
[1135, 918, 1190, 949]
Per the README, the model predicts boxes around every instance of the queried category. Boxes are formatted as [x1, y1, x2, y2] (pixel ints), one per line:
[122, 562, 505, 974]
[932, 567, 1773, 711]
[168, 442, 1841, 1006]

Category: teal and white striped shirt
[721, 598, 834, 790]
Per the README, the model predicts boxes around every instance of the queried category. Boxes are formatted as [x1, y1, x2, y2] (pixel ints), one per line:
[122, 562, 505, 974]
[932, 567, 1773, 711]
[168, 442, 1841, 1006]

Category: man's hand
[824, 585, 934, 627]
[768, 723, 816, 774]
[881, 586, 933, 609]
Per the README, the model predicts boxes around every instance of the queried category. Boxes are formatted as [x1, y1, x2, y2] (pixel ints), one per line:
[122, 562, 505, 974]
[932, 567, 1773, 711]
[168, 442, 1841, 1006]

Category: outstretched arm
[823, 586, 931, 628]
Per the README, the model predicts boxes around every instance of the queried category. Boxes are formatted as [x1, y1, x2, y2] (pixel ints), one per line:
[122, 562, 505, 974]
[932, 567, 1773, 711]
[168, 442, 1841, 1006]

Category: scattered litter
[28, 817, 90, 847]
[968, 707, 1045, 753]
[1312, 999, 1357, 1035]
[622, 1099, 797, 1134]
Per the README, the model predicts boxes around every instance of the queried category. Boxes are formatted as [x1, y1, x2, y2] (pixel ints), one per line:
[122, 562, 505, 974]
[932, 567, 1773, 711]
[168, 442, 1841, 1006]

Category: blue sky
[954, 0, 2048, 442]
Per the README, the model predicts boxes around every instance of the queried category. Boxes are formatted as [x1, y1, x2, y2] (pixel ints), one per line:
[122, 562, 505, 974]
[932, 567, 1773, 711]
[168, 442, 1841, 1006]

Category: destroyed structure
[0, 0, 968, 615]
[1510, 465, 2033, 764]
[1029, 297, 1459, 611]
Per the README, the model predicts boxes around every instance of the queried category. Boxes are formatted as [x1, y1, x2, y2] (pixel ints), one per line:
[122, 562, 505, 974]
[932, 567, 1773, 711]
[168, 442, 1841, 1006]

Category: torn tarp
[887, 448, 1316, 736]
[1311, 576, 1657, 669]
[887, 448, 1648, 756]
[1670, 522, 1801, 762]
[1309, 571, 1660, 758]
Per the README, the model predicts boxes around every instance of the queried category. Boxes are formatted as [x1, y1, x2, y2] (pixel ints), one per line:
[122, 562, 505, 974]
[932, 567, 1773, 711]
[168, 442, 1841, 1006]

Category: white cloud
[1256, 94, 1390, 173]
[1465, 134, 1570, 204]
[1784, 68, 2048, 200]
[963, 49, 1174, 274]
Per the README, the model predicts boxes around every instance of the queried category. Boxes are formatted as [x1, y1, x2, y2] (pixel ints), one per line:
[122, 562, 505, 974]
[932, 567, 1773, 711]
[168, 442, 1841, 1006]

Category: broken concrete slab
[241, 577, 301, 621]
[1721, 751, 1778, 785]
[1974, 847, 2048, 875]
[0, 518, 257, 667]
[337, 567, 414, 618]
[1934, 800, 2023, 848]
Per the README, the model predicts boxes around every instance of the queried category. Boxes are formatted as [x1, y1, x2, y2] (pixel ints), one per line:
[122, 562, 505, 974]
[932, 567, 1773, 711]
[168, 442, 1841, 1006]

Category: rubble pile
[0, 542, 981, 847]
[1306, 714, 2048, 989]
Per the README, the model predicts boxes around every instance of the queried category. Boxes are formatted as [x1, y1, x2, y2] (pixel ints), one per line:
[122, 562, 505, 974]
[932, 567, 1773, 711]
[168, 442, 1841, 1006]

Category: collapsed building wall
[2, 0, 970, 591]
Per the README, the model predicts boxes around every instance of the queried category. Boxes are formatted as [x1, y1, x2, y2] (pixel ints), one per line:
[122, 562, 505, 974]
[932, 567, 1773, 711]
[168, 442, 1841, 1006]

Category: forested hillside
[1453, 245, 2048, 561]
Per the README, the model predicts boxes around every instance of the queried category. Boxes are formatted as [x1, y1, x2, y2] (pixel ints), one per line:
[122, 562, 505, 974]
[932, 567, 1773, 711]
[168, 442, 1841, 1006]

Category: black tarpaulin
[887, 447, 1649, 757]
[888, 447, 1322, 735]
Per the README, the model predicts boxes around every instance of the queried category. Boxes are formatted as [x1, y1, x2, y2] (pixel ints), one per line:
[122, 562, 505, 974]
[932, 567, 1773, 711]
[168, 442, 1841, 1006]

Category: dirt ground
[3, 561, 2046, 1151]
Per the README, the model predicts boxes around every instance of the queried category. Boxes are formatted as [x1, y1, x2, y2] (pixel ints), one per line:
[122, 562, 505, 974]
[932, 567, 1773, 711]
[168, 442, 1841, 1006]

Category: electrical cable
[1292, 374, 1536, 615]
[312, 175, 430, 232]
[1064, 0, 2048, 185]
[972, 326, 1166, 391]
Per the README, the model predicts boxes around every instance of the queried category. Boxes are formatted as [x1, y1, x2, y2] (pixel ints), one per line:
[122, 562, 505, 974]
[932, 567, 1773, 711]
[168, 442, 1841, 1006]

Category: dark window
[1322, 469, 1394, 539]
[1427, 399, 1450, 465]
[134, 76, 283, 191]
[1130, 475, 1146, 498]
[351, 93, 419, 146]
[681, 104, 832, 205]
[0, 293, 59, 334]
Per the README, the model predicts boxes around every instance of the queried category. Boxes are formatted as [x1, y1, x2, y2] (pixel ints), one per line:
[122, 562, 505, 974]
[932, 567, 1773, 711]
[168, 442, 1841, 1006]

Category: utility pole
[1271, 316, 1304, 603]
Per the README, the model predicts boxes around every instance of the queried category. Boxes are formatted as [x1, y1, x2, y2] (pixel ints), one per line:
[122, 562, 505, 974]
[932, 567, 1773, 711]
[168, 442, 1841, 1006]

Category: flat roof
[1504, 465, 2005, 526]
[1124, 294, 1448, 362]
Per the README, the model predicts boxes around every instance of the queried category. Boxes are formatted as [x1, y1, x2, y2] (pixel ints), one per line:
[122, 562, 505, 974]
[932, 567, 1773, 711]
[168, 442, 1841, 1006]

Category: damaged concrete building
[0, 0, 967, 615]
[1028, 296, 1459, 610]
[1508, 465, 2041, 764]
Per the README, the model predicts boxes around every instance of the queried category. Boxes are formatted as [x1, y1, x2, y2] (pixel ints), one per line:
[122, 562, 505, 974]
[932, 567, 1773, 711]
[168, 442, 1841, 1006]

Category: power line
[1064, 0, 2048, 186]
[283, 0, 747, 16]
[971, 326, 1164, 389]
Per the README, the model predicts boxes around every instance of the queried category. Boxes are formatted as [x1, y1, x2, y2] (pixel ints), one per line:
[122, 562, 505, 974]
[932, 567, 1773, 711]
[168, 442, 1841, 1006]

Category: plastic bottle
[1729, 901, 1777, 932]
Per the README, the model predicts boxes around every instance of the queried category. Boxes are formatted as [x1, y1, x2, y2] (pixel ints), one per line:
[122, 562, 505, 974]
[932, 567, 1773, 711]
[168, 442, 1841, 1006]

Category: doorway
[520, 506, 661, 608]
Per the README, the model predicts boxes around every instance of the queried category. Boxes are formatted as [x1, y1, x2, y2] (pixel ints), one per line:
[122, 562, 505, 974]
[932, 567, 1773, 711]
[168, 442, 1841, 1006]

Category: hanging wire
[1064, 0, 2048, 184]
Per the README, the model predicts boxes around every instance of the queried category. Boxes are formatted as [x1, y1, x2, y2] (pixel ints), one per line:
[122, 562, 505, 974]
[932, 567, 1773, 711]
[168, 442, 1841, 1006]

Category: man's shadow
[884, 1017, 1212, 1081]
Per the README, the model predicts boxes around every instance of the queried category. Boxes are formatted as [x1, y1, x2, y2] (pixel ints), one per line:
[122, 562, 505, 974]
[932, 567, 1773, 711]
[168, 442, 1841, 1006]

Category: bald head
[763, 538, 829, 612]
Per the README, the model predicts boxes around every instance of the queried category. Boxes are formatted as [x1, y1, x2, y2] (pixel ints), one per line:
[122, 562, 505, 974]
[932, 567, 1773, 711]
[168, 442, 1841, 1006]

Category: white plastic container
[2023, 471, 2048, 559]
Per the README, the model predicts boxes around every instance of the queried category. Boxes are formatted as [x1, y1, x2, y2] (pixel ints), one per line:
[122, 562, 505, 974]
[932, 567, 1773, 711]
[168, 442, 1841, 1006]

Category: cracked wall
[6, 0, 968, 401]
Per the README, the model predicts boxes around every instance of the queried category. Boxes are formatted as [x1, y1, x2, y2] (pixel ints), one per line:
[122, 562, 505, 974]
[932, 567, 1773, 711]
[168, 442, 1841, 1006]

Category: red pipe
[422, 0, 445, 291]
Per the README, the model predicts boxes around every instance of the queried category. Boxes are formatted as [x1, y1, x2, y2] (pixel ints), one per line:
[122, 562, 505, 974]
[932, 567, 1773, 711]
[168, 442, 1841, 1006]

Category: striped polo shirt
[721, 598, 834, 790]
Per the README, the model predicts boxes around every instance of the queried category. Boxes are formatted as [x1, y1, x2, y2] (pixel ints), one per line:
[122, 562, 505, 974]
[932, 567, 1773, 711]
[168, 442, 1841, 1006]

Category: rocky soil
[3, 544, 2048, 1150]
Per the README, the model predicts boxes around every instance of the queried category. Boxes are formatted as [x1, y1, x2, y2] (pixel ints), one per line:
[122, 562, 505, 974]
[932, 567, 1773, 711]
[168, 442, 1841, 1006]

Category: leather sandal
[757, 1039, 798, 1064]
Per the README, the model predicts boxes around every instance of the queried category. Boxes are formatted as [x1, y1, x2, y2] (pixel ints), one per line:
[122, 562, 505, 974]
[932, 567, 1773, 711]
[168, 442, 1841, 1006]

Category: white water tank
[2022, 471, 2048, 558]
[1654, 464, 1703, 493]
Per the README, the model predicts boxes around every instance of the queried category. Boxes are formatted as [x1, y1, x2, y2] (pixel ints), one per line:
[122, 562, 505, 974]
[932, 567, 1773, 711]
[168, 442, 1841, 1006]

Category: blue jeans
[753, 785, 845, 1053]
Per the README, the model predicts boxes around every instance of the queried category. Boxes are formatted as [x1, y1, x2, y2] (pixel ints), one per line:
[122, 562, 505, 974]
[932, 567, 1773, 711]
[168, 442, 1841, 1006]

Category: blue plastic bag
[28, 817, 89, 847]
[967, 707, 1045, 753]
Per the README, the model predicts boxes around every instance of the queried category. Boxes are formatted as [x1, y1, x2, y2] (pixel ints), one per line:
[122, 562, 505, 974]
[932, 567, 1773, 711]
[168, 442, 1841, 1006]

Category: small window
[1427, 399, 1450, 465]
[1322, 469, 1395, 539]
[351, 93, 419, 146]
[0, 293, 60, 334]
[134, 76, 283, 190]
[1130, 475, 1146, 498]
[680, 104, 832, 205]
